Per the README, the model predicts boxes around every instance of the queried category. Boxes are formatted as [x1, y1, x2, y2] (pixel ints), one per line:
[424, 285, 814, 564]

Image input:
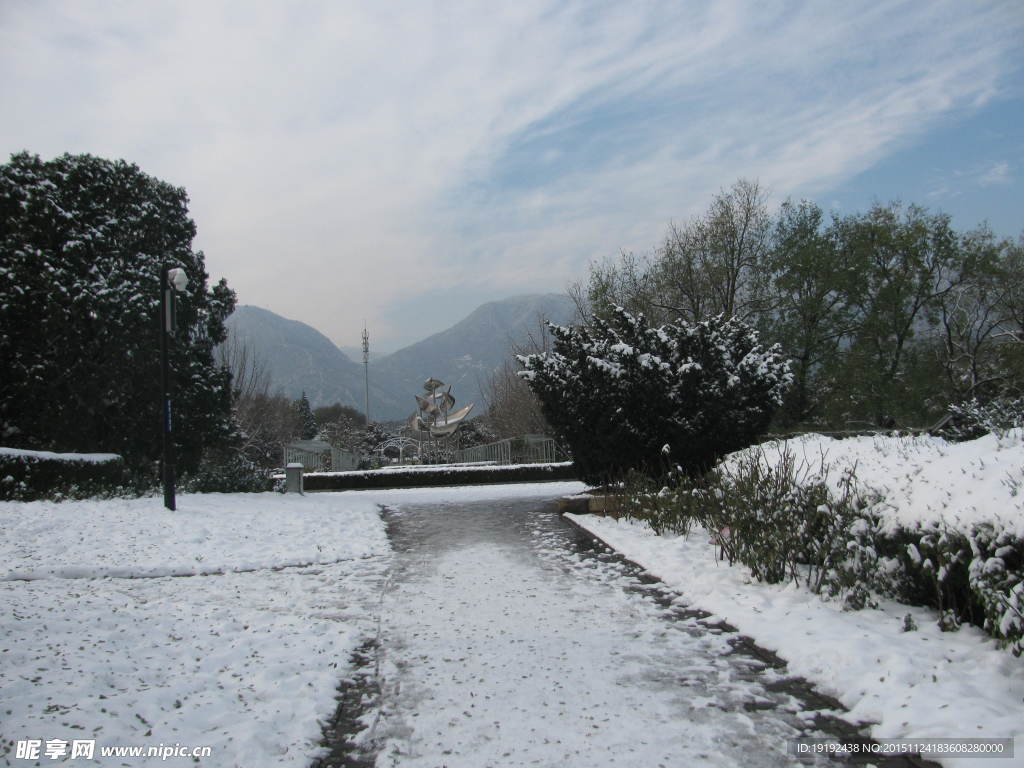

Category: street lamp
[160, 265, 189, 510]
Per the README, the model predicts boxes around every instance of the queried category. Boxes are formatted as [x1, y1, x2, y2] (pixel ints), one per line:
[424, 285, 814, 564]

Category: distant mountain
[224, 305, 384, 410]
[369, 294, 577, 420]
[224, 294, 578, 422]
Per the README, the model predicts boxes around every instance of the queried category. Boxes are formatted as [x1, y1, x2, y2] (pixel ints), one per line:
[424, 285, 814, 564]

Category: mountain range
[224, 294, 577, 422]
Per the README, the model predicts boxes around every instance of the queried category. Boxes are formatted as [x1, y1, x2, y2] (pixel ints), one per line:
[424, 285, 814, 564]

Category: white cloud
[0, 0, 1021, 348]
[929, 159, 1016, 201]
[978, 161, 1012, 187]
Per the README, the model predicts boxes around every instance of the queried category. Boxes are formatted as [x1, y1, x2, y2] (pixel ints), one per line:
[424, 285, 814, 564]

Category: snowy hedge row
[0, 448, 130, 501]
[623, 438, 1024, 655]
[299, 462, 578, 491]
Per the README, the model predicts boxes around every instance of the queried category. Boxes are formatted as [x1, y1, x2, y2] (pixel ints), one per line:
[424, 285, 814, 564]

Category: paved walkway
[316, 493, 931, 767]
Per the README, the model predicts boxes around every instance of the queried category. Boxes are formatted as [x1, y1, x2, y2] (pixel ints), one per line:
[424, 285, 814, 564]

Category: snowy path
[334, 494, 911, 768]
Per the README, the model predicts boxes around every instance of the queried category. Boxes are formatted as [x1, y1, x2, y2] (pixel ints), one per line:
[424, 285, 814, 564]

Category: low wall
[298, 462, 578, 491]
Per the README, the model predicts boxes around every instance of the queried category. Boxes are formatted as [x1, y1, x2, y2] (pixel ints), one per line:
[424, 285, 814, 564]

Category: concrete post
[285, 463, 304, 494]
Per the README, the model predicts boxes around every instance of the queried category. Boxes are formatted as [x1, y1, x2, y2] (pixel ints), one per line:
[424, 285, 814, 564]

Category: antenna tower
[362, 325, 370, 426]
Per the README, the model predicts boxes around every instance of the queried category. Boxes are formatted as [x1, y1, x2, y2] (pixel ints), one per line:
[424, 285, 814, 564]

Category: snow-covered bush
[967, 526, 1024, 655]
[0, 448, 133, 501]
[685, 446, 887, 609]
[639, 437, 1024, 654]
[943, 397, 1024, 441]
[617, 470, 698, 537]
[518, 307, 791, 483]
[889, 522, 1024, 654]
[178, 447, 273, 494]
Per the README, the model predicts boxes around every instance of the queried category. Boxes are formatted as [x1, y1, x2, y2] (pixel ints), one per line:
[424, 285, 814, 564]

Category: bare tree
[483, 360, 550, 438]
[572, 250, 662, 323]
[216, 332, 301, 467]
[216, 332, 271, 400]
[652, 179, 773, 323]
[566, 279, 591, 324]
[573, 180, 773, 326]
[933, 232, 1024, 401]
[244, 392, 304, 467]
[996, 236, 1024, 346]
[482, 316, 556, 438]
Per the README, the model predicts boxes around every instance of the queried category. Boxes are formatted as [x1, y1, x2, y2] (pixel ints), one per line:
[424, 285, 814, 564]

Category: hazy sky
[3, 1, 1022, 352]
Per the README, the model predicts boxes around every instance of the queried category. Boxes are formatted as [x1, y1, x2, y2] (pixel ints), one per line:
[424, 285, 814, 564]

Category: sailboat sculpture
[409, 377, 475, 437]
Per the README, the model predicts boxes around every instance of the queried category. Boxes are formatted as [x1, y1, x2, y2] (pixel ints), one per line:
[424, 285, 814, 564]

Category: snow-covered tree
[0, 151, 236, 473]
[518, 307, 791, 483]
[294, 393, 318, 440]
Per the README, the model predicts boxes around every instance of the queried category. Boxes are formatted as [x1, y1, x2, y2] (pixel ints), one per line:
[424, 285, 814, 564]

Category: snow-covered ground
[1, 493, 388, 580]
[725, 429, 1024, 536]
[569, 429, 1024, 767]
[569, 515, 1024, 767]
[1, 492, 391, 767]
[3, 437, 1022, 767]
[0, 483, 585, 767]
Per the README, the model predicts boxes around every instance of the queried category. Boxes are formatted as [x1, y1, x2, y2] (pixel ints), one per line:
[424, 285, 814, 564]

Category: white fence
[283, 441, 360, 472]
[453, 435, 565, 465]
[331, 447, 360, 471]
[282, 436, 564, 471]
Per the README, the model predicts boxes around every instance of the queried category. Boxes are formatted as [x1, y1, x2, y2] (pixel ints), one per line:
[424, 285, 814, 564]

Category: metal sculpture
[410, 377, 474, 438]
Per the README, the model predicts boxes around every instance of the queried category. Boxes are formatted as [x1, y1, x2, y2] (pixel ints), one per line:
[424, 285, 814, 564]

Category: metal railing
[283, 445, 359, 472]
[453, 435, 566, 465]
[283, 445, 328, 472]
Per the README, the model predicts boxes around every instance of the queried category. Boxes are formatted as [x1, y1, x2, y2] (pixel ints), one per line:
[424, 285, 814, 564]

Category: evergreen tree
[294, 393, 318, 440]
[0, 152, 236, 472]
[518, 307, 790, 483]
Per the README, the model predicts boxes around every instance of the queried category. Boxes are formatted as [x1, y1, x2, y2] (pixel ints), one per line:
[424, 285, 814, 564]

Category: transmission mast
[362, 324, 370, 426]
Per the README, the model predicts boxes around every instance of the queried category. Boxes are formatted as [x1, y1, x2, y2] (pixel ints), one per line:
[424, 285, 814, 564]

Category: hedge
[295, 462, 578, 491]
[0, 447, 132, 501]
[622, 449, 1024, 655]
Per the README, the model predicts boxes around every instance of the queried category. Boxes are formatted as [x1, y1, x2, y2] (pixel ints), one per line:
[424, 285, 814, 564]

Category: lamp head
[167, 268, 189, 293]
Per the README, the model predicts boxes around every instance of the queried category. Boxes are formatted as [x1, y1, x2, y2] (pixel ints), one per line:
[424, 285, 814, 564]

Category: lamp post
[160, 265, 189, 511]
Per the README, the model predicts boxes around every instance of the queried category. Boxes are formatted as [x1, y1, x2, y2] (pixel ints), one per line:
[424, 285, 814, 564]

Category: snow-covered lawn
[1, 492, 391, 767]
[3, 444, 1022, 767]
[0, 482, 586, 767]
[1, 493, 388, 580]
[569, 429, 1024, 767]
[726, 429, 1024, 536]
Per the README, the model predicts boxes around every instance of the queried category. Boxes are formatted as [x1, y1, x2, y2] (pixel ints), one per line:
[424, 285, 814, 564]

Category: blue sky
[1, 1, 1022, 352]
[824, 97, 1022, 233]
